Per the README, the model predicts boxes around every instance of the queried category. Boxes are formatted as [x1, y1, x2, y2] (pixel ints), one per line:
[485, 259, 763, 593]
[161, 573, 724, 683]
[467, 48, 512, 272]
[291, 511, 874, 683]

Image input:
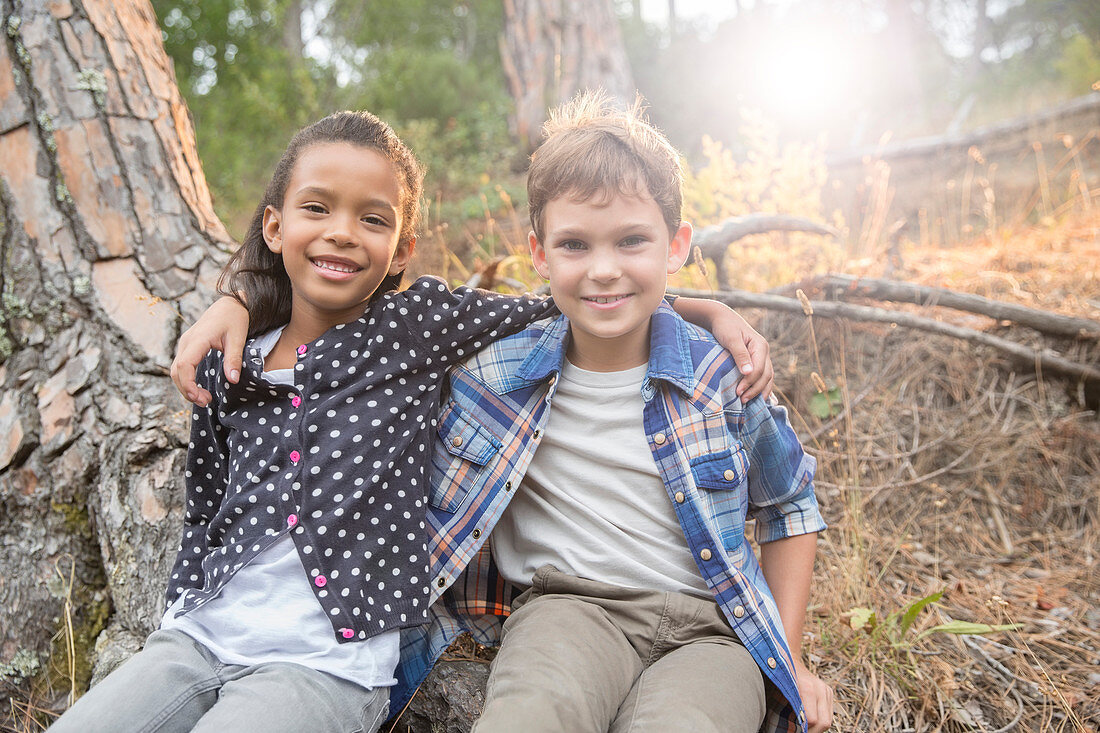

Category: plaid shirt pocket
[689, 446, 750, 551]
[430, 402, 502, 513]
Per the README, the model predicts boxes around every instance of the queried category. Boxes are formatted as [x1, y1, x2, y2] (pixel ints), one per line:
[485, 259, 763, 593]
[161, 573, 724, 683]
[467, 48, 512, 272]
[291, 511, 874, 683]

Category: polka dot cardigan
[167, 277, 554, 641]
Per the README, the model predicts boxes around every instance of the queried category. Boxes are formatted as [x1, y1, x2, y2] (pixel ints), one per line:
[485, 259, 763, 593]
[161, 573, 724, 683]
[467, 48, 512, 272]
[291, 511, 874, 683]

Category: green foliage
[808, 387, 843, 419]
[152, 0, 518, 238]
[847, 590, 1020, 651]
[1055, 34, 1100, 94]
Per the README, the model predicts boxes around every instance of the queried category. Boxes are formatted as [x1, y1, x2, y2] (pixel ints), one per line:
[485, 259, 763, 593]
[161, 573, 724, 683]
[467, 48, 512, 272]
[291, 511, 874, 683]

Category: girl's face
[262, 142, 414, 332]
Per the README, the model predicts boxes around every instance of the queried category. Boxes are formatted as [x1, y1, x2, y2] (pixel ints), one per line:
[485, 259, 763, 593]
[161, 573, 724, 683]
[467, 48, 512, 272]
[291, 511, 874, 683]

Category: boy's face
[530, 192, 691, 371]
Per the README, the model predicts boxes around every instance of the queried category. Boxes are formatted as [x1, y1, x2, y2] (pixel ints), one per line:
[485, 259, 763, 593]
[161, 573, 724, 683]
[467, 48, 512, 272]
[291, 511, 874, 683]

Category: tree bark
[499, 0, 634, 151]
[0, 0, 230, 717]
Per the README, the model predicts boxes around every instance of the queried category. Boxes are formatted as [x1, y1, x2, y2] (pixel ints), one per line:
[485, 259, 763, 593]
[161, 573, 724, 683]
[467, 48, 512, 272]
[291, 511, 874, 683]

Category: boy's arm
[760, 534, 834, 733]
[172, 296, 250, 406]
[671, 296, 774, 400]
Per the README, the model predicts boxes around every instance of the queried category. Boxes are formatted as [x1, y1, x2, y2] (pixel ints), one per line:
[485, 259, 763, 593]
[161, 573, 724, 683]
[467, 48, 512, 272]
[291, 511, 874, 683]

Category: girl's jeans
[47, 628, 390, 733]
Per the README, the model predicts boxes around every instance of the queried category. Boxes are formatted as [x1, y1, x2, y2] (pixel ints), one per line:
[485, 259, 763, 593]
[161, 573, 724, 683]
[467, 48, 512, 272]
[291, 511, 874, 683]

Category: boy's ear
[666, 221, 693, 274]
[529, 231, 550, 280]
[262, 206, 283, 254]
[388, 237, 416, 276]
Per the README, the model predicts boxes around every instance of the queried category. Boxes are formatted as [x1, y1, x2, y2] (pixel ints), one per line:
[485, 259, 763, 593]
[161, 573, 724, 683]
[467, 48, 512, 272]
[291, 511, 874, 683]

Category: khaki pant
[474, 566, 766, 733]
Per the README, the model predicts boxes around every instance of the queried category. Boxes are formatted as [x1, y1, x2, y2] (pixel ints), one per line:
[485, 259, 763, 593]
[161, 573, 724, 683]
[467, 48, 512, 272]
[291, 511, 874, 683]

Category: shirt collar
[514, 300, 696, 396]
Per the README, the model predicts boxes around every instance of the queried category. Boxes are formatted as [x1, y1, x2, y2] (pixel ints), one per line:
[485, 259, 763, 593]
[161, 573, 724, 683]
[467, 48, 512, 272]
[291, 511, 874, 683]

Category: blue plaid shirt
[395, 301, 826, 733]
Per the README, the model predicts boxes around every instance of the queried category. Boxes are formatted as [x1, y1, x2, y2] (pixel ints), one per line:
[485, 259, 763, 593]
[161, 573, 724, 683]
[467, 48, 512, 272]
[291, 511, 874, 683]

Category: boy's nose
[588, 252, 621, 281]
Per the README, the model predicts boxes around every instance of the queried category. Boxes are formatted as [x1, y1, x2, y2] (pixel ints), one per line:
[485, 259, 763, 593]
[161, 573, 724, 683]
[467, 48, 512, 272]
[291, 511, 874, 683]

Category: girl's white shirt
[162, 327, 399, 690]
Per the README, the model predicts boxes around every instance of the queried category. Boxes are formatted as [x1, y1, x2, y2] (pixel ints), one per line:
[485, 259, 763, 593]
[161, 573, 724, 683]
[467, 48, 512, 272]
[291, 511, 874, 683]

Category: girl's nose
[324, 214, 356, 246]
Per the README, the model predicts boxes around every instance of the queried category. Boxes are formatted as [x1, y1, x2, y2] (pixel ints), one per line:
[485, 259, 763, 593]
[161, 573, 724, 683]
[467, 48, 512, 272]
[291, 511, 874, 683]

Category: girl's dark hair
[218, 110, 424, 337]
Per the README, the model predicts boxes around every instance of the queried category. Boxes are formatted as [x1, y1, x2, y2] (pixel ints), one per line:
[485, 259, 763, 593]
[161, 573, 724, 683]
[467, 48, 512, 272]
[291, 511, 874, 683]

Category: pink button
[314, 575, 327, 588]
[341, 628, 354, 639]
[289, 450, 300, 463]
[286, 514, 298, 528]
[296, 344, 307, 356]
[291, 395, 302, 408]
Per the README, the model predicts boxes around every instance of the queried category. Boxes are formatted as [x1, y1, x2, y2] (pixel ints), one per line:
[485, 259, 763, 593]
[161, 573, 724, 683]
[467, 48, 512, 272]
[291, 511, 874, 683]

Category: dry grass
[747, 211, 1100, 732]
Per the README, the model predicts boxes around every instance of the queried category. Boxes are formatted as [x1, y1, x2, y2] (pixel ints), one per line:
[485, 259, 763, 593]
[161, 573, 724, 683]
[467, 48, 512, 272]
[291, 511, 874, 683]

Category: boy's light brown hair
[527, 90, 684, 241]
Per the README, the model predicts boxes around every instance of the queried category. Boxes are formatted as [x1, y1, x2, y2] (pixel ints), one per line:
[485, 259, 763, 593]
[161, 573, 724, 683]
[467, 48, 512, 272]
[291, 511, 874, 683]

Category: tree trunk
[499, 0, 634, 151]
[0, 0, 231, 719]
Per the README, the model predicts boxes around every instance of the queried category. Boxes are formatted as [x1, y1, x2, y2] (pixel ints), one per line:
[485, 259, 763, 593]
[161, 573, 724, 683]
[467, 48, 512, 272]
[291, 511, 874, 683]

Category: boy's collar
[515, 301, 696, 396]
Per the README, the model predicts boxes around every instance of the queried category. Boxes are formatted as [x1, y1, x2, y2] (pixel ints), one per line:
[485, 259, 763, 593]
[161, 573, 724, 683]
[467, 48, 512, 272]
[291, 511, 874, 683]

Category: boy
[396, 94, 832, 733]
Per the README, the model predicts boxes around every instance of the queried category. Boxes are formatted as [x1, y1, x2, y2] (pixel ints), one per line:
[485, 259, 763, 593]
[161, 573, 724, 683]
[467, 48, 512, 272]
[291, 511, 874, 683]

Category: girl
[52, 110, 772, 733]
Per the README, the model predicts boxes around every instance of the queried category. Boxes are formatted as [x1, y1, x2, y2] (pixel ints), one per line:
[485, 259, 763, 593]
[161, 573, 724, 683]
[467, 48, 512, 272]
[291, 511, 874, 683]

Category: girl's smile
[262, 142, 414, 345]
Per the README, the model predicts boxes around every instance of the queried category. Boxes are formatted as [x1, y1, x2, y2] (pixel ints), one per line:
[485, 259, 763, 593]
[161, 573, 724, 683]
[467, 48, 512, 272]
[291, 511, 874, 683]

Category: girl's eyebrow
[293, 185, 398, 212]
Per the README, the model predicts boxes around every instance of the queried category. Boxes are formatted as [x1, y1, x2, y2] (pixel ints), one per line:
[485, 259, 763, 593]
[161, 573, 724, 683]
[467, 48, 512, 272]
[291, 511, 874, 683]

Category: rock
[394, 660, 491, 733]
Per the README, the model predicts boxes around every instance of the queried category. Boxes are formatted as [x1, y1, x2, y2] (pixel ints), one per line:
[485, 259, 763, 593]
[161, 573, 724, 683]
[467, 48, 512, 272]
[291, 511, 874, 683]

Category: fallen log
[669, 288, 1100, 385]
[692, 214, 840, 286]
[786, 274, 1100, 340]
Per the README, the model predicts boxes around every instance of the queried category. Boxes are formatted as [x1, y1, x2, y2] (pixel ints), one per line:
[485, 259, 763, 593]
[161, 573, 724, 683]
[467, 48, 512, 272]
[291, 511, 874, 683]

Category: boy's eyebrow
[292, 185, 398, 211]
[547, 220, 660, 239]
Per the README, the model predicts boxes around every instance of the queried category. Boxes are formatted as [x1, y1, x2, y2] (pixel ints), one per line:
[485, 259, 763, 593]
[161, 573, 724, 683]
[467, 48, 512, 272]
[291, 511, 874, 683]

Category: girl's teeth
[316, 260, 356, 273]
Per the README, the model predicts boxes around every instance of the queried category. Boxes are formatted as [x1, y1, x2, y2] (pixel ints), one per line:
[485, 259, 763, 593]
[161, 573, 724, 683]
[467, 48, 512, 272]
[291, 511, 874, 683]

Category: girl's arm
[166, 352, 232, 608]
[670, 296, 774, 401]
[760, 534, 834, 733]
[172, 297, 250, 406]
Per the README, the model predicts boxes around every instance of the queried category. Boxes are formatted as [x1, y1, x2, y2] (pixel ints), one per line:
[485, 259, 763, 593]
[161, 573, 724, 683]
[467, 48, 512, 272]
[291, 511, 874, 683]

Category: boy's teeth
[587, 295, 626, 304]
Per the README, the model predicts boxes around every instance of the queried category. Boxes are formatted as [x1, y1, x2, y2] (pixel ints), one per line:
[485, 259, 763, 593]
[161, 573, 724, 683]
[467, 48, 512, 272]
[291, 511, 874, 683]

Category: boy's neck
[565, 334, 651, 372]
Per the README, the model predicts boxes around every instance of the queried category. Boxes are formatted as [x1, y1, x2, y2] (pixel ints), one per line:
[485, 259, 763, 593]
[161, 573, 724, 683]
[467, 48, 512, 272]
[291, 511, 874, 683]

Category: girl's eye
[304, 203, 327, 214]
[362, 214, 389, 227]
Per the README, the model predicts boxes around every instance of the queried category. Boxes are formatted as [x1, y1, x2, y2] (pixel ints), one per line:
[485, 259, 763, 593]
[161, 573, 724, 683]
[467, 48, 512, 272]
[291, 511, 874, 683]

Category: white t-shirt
[162, 327, 399, 689]
[491, 359, 710, 598]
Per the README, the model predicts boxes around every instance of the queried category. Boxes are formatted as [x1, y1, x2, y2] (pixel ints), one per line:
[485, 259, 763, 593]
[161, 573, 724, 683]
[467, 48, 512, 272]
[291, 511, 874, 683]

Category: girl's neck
[264, 306, 367, 370]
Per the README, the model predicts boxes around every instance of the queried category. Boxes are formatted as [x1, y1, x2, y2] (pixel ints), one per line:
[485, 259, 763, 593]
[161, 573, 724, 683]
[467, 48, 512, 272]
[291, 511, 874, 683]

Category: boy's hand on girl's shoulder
[171, 297, 250, 406]
[794, 661, 834, 733]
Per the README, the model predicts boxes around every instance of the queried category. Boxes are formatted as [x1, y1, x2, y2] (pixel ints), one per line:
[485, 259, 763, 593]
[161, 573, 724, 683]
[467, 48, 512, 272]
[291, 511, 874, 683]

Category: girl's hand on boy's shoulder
[794, 661, 834, 733]
[171, 297, 249, 406]
[710, 311, 774, 402]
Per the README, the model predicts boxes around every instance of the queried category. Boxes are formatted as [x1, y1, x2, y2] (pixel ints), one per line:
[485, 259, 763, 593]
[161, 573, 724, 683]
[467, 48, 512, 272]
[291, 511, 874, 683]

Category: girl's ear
[387, 237, 416, 276]
[262, 206, 283, 253]
[666, 221, 693, 274]
[529, 231, 550, 280]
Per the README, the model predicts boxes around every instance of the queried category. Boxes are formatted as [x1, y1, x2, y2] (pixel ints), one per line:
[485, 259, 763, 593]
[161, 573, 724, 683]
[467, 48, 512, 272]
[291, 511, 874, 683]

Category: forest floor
[754, 212, 1100, 731]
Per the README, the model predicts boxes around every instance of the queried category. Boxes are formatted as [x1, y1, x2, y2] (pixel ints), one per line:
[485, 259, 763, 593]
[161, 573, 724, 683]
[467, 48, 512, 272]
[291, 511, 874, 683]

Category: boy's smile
[531, 192, 691, 371]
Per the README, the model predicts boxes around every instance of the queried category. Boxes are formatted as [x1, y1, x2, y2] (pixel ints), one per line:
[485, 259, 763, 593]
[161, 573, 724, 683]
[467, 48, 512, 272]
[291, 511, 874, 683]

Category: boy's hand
[171, 297, 249, 406]
[670, 296, 775, 401]
[794, 661, 834, 733]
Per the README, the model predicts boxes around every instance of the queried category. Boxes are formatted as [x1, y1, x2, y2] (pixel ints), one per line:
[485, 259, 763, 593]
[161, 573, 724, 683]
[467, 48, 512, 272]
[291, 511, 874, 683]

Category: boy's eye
[560, 240, 586, 251]
[304, 203, 327, 214]
[620, 236, 646, 248]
